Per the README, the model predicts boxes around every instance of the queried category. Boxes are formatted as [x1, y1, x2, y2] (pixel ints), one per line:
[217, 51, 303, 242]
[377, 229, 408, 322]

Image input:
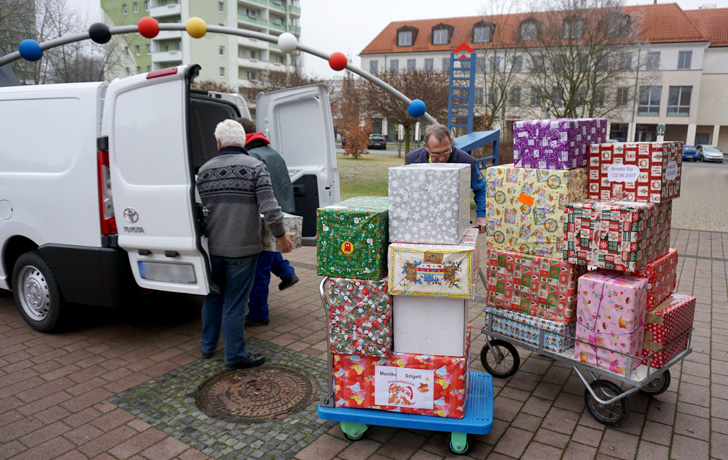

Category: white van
[0, 64, 339, 332]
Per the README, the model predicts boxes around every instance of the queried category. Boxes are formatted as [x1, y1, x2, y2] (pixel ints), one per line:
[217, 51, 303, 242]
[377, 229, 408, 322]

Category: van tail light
[97, 149, 117, 235]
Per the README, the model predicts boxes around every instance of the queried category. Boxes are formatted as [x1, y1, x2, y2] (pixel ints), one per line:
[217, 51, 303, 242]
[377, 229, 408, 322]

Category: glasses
[425, 145, 452, 158]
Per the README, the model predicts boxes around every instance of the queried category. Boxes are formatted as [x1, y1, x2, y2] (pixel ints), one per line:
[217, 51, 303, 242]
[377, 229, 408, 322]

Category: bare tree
[242, 58, 327, 100]
[363, 69, 449, 156]
[339, 72, 371, 158]
[0, 0, 38, 83]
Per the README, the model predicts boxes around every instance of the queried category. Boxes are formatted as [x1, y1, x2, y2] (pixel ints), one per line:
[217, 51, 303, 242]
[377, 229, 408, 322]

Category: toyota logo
[123, 208, 139, 223]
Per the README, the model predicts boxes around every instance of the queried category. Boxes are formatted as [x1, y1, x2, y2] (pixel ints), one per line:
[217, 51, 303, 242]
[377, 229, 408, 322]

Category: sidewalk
[0, 228, 726, 460]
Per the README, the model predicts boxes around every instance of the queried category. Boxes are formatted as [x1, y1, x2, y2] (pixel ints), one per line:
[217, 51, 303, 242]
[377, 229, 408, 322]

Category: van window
[188, 95, 240, 173]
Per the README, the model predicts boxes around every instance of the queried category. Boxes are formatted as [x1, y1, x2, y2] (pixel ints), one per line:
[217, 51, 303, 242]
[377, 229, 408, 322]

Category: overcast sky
[69, 0, 727, 78]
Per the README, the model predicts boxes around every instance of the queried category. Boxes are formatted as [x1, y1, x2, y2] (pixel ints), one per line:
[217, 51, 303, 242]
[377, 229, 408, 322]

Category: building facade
[100, 0, 300, 88]
[360, 3, 728, 151]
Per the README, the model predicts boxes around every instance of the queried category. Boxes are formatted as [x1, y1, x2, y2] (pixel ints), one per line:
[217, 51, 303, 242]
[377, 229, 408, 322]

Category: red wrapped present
[564, 199, 671, 272]
[634, 248, 678, 312]
[642, 293, 695, 368]
[588, 142, 682, 203]
[332, 327, 470, 418]
[486, 247, 585, 323]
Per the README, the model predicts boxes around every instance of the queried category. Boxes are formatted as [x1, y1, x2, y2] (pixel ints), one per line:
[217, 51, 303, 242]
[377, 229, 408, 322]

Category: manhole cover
[195, 365, 318, 423]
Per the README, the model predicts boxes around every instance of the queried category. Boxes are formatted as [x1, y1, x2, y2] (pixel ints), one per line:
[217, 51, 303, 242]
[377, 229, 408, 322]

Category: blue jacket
[405, 147, 486, 218]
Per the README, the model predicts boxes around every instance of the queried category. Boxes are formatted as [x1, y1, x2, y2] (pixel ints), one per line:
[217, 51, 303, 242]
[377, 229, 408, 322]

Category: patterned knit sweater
[196, 145, 285, 258]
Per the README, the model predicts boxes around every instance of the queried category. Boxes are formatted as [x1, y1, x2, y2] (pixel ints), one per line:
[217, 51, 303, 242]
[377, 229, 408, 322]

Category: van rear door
[256, 84, 340, 237]
[102, 66, 211, 295]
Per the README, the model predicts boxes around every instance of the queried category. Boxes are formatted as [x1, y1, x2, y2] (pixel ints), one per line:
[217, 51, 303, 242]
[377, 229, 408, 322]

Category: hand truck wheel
[449, 433, 470, 455]
[639, 370, 671, 396]
[480, 339, 520, 378]
[584, 380, 630, 427]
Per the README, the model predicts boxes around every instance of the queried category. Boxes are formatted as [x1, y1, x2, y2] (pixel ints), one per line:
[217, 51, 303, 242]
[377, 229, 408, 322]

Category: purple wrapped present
[513, 118, 607, 170]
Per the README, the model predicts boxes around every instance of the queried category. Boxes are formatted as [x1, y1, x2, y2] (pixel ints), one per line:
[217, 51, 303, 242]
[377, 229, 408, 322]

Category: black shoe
[202, 351, 215, 359]
[245, 316, 270, 327]
[226, 353, 265, 370]
[279, 275, 299, 291]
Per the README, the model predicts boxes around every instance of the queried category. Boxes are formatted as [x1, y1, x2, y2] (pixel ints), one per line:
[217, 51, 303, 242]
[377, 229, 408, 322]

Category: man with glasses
[405, 124, 487, 233]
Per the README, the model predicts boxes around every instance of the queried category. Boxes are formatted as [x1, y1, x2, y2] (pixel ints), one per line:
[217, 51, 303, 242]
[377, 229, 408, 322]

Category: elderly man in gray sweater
[196, 119, 292, 370]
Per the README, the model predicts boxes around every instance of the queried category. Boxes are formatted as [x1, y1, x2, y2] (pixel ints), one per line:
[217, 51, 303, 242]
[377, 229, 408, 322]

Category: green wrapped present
[317, 196, 389, 280]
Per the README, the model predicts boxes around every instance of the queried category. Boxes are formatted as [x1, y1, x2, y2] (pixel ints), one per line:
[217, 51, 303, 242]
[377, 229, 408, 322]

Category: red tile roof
[360, 3, 708, 55]
[685, 7, 728, 47]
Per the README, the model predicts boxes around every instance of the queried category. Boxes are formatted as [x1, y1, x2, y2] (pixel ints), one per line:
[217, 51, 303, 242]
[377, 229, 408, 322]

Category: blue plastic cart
[317, 278, 494, 455]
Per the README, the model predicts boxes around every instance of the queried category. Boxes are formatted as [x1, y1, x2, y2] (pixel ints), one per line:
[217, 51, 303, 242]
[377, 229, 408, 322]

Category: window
[275, 55, 285, 64]
[122, 4, 127, 14]
[594, 88, 605, 107]
[530, 87, 541, 106]
[249, 50, 256, 59]
[218, 1, 224, 13]
[607, 13, 631, 37]
[562, 17, 584, 40]
[667, 86, 692, 116]
[219, 67, 225, 77]
[531, 55, 544, 72]
[475, 87, 484, 105]
[124, 46, 129, 56]
[433, 28, 449, 45]
[519, 20, 539, 41]
[272, 17, 284, 25]
[488, 87, 500, 106]
[144, 1, 149, 11]
[424, 58, 434, 71]
[638, 86, 661, 115]
[488, 56, 501, 73]
[219, 45, 224, 56]
[473, 23, 492, 43]
[512, 55, 523, 73]
[247, 70, 257, 80]
[509, 87, 521, 106]
[247, 8, 257, 17]
[678, 51, 692, 70]
[390, 59, 399, 72]
[616, 87, 629, 107]
[126, 67, 130, 76]
[136, 66, 140, 74]
[369, 60, 378, 73]
[646, 51, 660, 70]
[620, 52, 632, 70]
[135, 45, 140, 56]
[442, 57, 449, 71]
[398, 31, 412, 46]
[146, 65, 151, 72]
[133, 2, 138, 13]
[407, 59, 416, 71]
[476, 56, 485, 72]
[145, 44, 150, 54]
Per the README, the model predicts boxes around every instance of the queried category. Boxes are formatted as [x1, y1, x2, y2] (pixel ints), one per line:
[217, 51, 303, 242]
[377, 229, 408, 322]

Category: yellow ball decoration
[186, 17, 207, 38]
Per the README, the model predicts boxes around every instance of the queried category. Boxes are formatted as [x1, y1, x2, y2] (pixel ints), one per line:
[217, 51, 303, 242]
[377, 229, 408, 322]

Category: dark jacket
[245, 132, 295, 214]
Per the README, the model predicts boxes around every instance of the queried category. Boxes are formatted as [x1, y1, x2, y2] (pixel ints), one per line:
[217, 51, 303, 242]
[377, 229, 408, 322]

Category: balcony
[152, 50, 183, 64]
[237, 36, 268, 49]
[269, 21, 285, 32]
[238, 14, 268, 27]
[269, 1, 286, 13]
[149, 3, 181, 18]
[238, 0, 267, 7]
[155, 30, 183, 41]
[238, 57, 269, 70]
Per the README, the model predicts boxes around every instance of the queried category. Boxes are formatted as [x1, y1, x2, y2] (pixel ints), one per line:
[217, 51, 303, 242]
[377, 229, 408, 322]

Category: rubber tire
[640, 370, 671, 396]
[12, 251, 64, 333]
[344, 432, 364, 441]
[480, 339, 520, 378]
[584, 380, 630, 427]
[449, 439, 470, 455]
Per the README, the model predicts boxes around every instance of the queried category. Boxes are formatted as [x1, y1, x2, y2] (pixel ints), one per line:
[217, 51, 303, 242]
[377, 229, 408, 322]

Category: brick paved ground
[0, 228, 726, 459]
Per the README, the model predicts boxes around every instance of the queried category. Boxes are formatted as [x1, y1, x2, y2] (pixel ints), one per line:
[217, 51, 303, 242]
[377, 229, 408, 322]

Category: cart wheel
[449, 433, 470, 455]
[480, 339, 520, 378]
[340, 421, 367, 441]
[584, 380, 630, 427]
[640, 370, 671, 396]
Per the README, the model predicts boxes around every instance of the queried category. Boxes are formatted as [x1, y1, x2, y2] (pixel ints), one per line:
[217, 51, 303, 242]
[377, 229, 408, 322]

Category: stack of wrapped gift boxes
[483, 118, 604, 352]
[317, 163, 481, 419]
[567, 140, 696, 376]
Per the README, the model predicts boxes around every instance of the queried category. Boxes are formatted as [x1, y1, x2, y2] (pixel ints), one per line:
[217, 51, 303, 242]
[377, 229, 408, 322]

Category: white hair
[214, 119, 246, 146]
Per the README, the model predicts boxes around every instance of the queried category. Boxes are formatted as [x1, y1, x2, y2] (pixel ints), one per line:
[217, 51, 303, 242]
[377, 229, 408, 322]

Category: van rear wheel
[12, 251, 64, 333]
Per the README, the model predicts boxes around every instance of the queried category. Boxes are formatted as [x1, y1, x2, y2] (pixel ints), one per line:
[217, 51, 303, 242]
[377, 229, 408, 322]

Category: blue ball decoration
[18, 39, 43, 62]
[407, 99, 426, 118]
[88, 23, 112, 44]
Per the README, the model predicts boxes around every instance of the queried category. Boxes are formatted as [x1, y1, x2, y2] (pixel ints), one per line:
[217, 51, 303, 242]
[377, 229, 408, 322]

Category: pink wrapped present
[574, 270, 647, 377]
[642, 293, 695, 368]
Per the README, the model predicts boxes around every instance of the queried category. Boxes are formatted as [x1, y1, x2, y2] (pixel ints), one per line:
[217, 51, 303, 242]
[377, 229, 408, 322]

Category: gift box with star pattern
[388, 163, 471, 245]
[513, 118, 607, 169]
[316, 196, 389, 280]
[325, 277, 392, 357]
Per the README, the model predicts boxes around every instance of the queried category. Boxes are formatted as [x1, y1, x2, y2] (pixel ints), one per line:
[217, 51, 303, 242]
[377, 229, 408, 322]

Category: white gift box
[261, 213, 302, 251]
[392, 295, 468, 357]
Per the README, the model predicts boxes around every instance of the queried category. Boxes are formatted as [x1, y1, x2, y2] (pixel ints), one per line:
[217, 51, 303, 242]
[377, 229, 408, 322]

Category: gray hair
[424, 124, 452, 146]
[214, 119, 246, 146]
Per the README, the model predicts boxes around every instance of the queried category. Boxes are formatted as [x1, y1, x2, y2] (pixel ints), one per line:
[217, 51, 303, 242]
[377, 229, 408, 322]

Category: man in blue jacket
[406, 124, 487, 233]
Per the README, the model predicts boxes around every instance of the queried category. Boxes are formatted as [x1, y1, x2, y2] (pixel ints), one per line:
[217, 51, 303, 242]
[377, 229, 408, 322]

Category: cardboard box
[513, 118, 607, 169]
[316, 196, 389, 280]
[588, 141, 682, 203]
[389, 163, 471, 244]
[333, 327, 471, 418]
[574, 270, 647, 377]
[388, 227, 480, 299]
[642, 293, 695, 368]
[485, 306, 576, 352]
[564, 199, 671, 272]
[326, 278, 392, 357]
[485, 164, 587, 257]
[392, 295, 468, 357]
[485, 247, 586, 323]
[261, 213, 303, 251]
[633, 248, 678, 312]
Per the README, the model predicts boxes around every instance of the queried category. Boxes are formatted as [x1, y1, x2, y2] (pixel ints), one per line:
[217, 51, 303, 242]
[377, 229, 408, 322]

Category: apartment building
[101, 0, 300, 87]
[360, 3, 728, 151]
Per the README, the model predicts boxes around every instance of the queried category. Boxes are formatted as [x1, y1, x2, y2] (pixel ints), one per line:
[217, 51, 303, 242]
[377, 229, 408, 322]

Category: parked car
[682, 145, 699, 162]
[340, 134, 346, 146]
[696, 144, 725, 163]
[367, 134, 387, 150]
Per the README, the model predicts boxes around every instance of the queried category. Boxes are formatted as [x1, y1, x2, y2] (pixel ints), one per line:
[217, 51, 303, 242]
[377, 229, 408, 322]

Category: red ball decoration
[138, 17, 159, 39]
[329, 52, 347, 71]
